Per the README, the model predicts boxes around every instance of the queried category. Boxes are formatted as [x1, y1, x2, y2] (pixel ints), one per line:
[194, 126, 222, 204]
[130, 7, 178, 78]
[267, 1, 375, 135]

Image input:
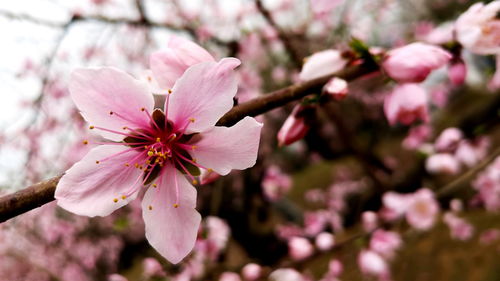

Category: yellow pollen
[168, 89, 172, 94]
[89, 125, 95, 129]
[152, 183, 157, 188]
[144, 145, 149, 149]
[207, 168, 213, 173]
[191, 145, 197, 150]
[95, 160, 100, 164]
[192, 179, 198, 185]
[145, 160, 151, 165]
[189, 117, 195, 123]
[156, 137, 161, 142]
[124, 163, 130, 167]
[113, 198, 118, 203]
[140, 107, 145, 111]
[82, 140, 88, 145]
[121, 195, 127, 200]
[148, 205, 153, 210]
[134, 163, 139, 168]
[147, 151, 154, 157]
[173, 203, 179, 208]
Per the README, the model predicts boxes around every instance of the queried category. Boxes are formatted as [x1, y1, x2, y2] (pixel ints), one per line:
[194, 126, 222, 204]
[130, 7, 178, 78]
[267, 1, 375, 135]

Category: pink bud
[384, 83, 429, 126]
[241, 263, 262, 281]
[277, 104, 314, 146]
[358, 250, 389, 277]
[328, 259, 343, 277]
[288, 237, 314, 260]
[448, 60, 467, 86]
[142, 257, 165, 278]
[315, 232, 335, 251]
[324, 77, 348, 100]
[299, 50, 348, 81]
[434, 127, 463, 152]
[406, 188, 439, 230]
[382, 42, 451, 83]
[362, 211, 378, 232]
[426, 153, 460, 175]
[220, 272, 242, 281]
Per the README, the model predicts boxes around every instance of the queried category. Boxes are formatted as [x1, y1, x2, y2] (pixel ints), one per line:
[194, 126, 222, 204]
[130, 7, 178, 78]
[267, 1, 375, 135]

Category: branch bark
[0, 63, 378, 223]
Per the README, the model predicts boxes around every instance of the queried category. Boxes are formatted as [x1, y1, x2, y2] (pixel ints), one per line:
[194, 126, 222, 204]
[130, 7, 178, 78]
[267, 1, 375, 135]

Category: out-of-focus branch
[255, 0, 303, 67]
[0, 62, 379, 223]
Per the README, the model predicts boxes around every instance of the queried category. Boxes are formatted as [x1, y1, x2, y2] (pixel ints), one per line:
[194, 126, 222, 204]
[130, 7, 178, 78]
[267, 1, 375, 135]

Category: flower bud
[383, 83, 429, 126]
[382, 42, 451, 83]
[299, 50, 348, 81]
[277, 104, 315, 146]
[324, 77, 348, 100]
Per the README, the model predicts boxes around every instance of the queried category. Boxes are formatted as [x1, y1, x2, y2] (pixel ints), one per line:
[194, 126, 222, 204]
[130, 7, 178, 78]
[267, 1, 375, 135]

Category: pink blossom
[269, 268, 305, 281]
[455, 1, 500, 55]
[384, 83, 429, 126]
[443, 212, 474, 241]
[455, 139, 489, 167]
[358, 250, 389, 278]
[369, 230, 402, 259]
[315, 232, 335, 251]
[220, 272, 242, 281]
[472, 156, 500, 211]
[241, 263, 262, 281]
[262, 165, 292, 201]
[362, 211, 378, 232]
[450, 199, 464, 212]
[382, 42, 451, 83]
[55, 58, 262, 264]
[448, 60, 467, 86]
[426, 153, 460, 175]
[277, 104, 314, 146]
[142, 257, 165, 278]
[324, 77, 348, 100]
[310, 0, 344, 17]
[421, 22, 454, 45]
[150, 36, 215, 90]
[434, 127, 463, 152]
[406, 188, 439, 230]
[299, 50, 348, 81]
[381, 192, 411, 221]
[288, 237, 314, 260]
[402, 124, 432, 150]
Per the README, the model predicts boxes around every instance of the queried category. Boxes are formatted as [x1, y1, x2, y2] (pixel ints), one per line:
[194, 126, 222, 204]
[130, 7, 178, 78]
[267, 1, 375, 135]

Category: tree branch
[0, 62, 378, 223]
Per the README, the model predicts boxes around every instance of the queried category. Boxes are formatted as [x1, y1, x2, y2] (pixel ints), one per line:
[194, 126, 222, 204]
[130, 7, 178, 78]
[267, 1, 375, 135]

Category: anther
[95, 160, 100, 164]
[121, 195, 127, 200]
[192, 158, 197, 163]
[113, 198, 118, 203]
[191, 145, 197, 150]
[140, 107, 145, 111]
[192, 179, 198, 185]
[89, 125, 95, 129]
[147, 151, 154, 157]
[207, 168, 213, 173]
[148, 205, 153, 210]
[124, 163, 130, 167]
[156, 137, 161, 143]
[82, 140, 89, 145]
[168, 89, 172, 94]
[134, 163, 139, 168]
[189, 117, 195, 123]
[109, 111, 113, 115]
[152, 183, 157, 188]
[173, 204, 179, 208]
[122, 126, 128, 130]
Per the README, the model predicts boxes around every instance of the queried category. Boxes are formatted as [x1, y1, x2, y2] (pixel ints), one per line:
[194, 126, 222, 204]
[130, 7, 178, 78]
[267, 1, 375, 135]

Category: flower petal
[55, 145, 145, 217]
[69, 67, 154, 141]
[191, 116, 263, 176]
[168, 58, 241, 133]
[150, 36, 215, 90]
[142, 166, 201, 264]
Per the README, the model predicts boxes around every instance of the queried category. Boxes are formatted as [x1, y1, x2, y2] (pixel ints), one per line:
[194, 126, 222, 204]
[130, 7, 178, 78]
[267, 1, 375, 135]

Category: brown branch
[0, 63, 378, 223]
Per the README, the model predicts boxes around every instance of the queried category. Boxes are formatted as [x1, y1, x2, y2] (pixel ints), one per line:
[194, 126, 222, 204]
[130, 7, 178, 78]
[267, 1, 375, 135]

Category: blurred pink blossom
[324, 77, 348, 100]
[382, 42, 451, 83]
[443, 212, 474, 241]
[435, 127, 463, 152]
[269, 268, 305, 281]
[241, 263, 262, 281]
[358, 250, 390, 278]
[369, 230, 402, 259]
[426, 153, 460, 175]
[384, 83, 429, 126]
[220, 272, 242, 281]
[288, 237, 314, 260]
[299, 50, 348, 81]
[406, 188, 440, 230]
[448, 59, 467, 86]
[362, 211, 379, 232]
[315, 232, 335, 251]
[455, 1, 500, 55]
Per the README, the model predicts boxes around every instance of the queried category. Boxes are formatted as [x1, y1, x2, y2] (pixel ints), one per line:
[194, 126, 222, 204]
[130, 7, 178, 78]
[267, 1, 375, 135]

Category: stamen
[164, 90, 172, 128]
[121, 195, 127, 200]
[173, 204, 179, 208]
[173, 170, 180, 208]
[142, 107, 161, 132]
[82, 140, 89, 145]
[108, 109, 149, 128]
[96, 147, 138, 163]
[95, 160, 100, 164]
[113, 198, 118, 203]
[174, 151, 209, 170]
[91, 125, 152, 140]
[148, 205, 153, 210]
[89, 125, 95, 129]
[173, 157, 199, 187]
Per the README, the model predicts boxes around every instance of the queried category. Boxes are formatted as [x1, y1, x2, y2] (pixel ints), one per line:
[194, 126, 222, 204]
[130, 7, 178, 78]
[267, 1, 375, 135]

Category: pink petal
[191, 116, 263, 176]
[70, 67, 154, 141]
[55, 145, 144, 217]
[150, 36, 215, 90]
[142, 166, 201, 264]
[168, 58, 241, 134]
